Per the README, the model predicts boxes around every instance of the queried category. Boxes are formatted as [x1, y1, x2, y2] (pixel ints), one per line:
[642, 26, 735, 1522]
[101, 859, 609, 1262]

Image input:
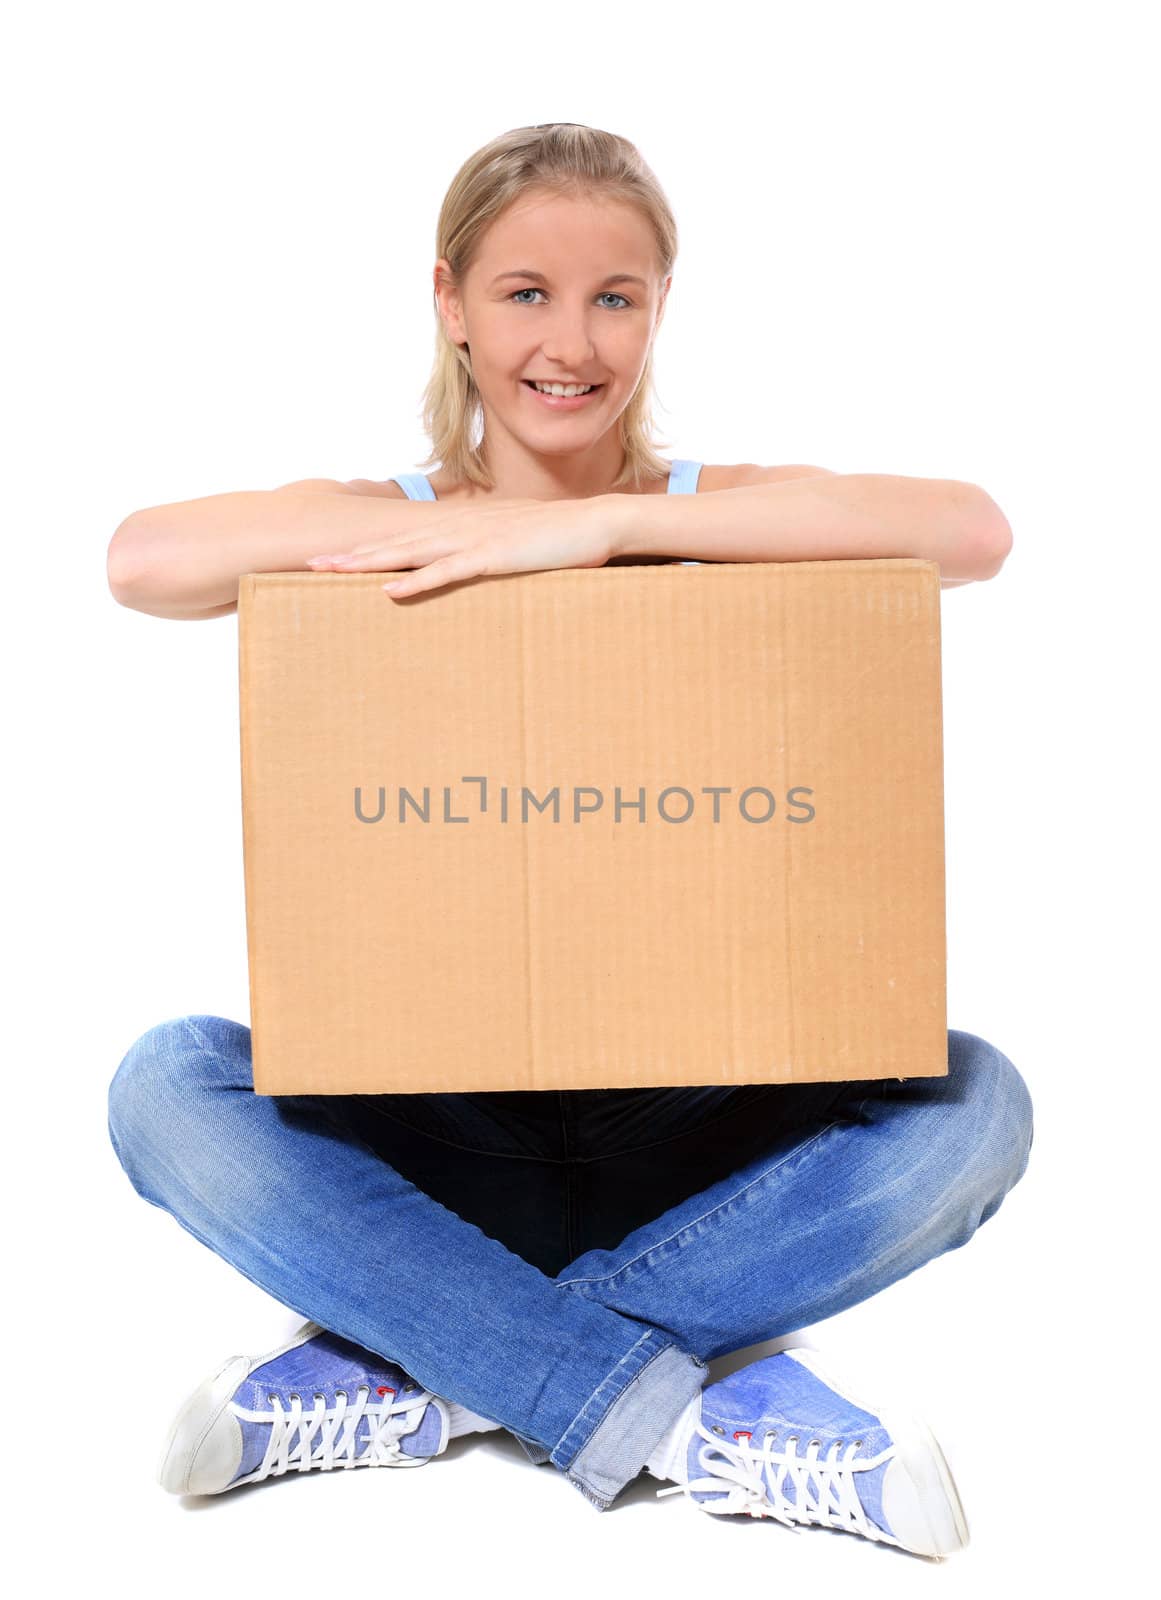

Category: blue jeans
[106, 1017, 1033, 1511]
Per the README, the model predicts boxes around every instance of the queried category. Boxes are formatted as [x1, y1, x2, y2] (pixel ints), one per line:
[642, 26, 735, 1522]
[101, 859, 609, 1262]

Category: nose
[540, 308, 599, 371]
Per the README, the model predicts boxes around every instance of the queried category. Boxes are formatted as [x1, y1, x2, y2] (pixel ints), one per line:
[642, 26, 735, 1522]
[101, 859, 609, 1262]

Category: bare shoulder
[341, 477, 409, 499]
[699, 462, 838, 490]
[272, 476, 410, 499]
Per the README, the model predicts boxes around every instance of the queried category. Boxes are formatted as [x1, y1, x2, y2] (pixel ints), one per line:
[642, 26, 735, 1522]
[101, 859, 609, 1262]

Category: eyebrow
[489, 269, 649, 289]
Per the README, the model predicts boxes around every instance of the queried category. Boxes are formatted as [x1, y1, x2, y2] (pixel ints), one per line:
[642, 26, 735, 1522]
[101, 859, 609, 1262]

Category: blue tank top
[385, 459, 705, 565]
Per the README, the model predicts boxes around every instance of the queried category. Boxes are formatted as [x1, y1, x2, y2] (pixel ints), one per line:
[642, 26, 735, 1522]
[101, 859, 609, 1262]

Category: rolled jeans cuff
[512, 1329, 707, 1511]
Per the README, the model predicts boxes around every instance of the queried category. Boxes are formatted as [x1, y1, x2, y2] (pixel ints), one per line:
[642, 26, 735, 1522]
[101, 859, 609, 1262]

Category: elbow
[106, 516, 232, 619]
[973, 488, 1014, 579]
[983, 521, 1013, 579]
[948, 482, 1014, 581]
[107, 514, 155, 609]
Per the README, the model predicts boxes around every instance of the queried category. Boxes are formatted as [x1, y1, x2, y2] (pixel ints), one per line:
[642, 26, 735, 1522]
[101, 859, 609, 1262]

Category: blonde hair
[416, 123, 678, 494]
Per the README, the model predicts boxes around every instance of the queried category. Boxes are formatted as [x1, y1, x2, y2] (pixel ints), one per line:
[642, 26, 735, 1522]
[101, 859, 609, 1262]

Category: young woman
[106, 123, 1031, 1557]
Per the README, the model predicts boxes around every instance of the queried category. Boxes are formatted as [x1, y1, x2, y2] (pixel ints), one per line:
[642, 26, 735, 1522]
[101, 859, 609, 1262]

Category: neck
[478, 430, 637, 502]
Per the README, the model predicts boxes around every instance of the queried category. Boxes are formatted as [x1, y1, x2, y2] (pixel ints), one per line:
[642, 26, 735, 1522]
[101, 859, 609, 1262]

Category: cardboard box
[238, 559, 946, 1096]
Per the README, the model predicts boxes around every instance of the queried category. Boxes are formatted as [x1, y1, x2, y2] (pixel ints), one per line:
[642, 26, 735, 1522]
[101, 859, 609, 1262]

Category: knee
[947, 1028, 1035, 1217]
[107, 1014, 249, 1164]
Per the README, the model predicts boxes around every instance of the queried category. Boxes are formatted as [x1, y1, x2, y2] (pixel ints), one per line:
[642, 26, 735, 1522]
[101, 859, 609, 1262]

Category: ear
[433, 258, 466, 345]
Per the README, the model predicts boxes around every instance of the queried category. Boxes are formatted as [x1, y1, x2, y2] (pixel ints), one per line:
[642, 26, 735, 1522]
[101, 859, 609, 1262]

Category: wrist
[598, 492, 649, 561]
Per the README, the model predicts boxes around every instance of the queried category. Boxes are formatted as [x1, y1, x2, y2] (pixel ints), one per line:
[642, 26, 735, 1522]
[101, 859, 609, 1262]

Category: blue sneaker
[655, 1347, 970, 1558]
[157, 1321, 452, 1495]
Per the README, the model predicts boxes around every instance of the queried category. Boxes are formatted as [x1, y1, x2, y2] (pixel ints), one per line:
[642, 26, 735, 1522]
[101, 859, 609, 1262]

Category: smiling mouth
[522, 381, 605, 393]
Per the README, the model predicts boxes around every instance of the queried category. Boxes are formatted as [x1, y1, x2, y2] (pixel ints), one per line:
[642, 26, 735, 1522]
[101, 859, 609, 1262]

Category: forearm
[603, 474, 1011, 581]
[106, 488, 446, 616]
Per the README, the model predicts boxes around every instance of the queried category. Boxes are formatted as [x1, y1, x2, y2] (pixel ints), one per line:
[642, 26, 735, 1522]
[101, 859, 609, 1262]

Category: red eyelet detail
[377, 1385, 396, 1397]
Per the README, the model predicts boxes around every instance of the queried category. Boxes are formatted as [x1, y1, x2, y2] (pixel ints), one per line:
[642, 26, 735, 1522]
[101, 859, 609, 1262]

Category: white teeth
[531, 381, 594, 397]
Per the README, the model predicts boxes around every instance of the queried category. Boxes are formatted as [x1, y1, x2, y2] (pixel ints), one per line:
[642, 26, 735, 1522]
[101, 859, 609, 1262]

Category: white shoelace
[656, 1418, 902, 1545]
[231, 1384, 437, 1480]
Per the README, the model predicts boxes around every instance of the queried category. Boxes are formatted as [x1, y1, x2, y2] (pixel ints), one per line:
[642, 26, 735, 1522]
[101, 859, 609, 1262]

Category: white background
[5, 0, 1156, 1590]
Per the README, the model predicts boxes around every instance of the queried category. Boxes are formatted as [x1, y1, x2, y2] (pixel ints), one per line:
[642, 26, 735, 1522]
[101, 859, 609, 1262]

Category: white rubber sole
[157, 1320, 327, 1496]
[784, 1347, 970, 1557]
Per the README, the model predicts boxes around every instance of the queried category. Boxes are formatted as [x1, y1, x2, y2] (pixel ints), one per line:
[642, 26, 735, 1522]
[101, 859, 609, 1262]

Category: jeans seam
[559, 1115, 846, 1291]
[183, 1015, 214, 1055]
[552, 1328, 670, 1468]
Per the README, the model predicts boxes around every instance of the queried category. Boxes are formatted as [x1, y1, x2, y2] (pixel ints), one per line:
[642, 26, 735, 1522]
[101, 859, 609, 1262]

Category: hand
[305, 495, 618, 599]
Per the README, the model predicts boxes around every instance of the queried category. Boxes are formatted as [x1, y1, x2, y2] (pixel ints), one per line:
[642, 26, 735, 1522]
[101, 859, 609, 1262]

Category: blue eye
[509, 288, 631, 309]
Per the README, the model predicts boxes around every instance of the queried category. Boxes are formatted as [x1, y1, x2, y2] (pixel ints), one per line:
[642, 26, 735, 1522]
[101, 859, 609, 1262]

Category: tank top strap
[386, 473, 437, 502]
[665, 459, 705, 563]
[667, 459, 704, 494]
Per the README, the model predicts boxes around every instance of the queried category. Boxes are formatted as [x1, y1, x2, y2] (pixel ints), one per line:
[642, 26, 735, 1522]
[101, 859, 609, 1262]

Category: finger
[305, 548, 393, 565]
[326, 548, 397, 570]
[383, 553, 478, 599]
[335, 541, 386, 558]
[340, 525, 447, 559]
[329, 538, 433, 570]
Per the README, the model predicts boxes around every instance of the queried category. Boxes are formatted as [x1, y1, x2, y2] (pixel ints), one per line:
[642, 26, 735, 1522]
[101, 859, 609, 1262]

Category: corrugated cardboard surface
[238, 560, 946, 1095]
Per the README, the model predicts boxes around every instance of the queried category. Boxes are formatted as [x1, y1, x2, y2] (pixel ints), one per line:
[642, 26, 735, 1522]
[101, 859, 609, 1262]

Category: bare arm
[108, 469, 999, 621]
[607, 474, 1011, 582]
[106, 478, 442, 620]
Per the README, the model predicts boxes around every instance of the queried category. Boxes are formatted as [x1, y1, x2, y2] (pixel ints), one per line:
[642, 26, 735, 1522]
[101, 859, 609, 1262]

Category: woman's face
[434, 189, 670, 461]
